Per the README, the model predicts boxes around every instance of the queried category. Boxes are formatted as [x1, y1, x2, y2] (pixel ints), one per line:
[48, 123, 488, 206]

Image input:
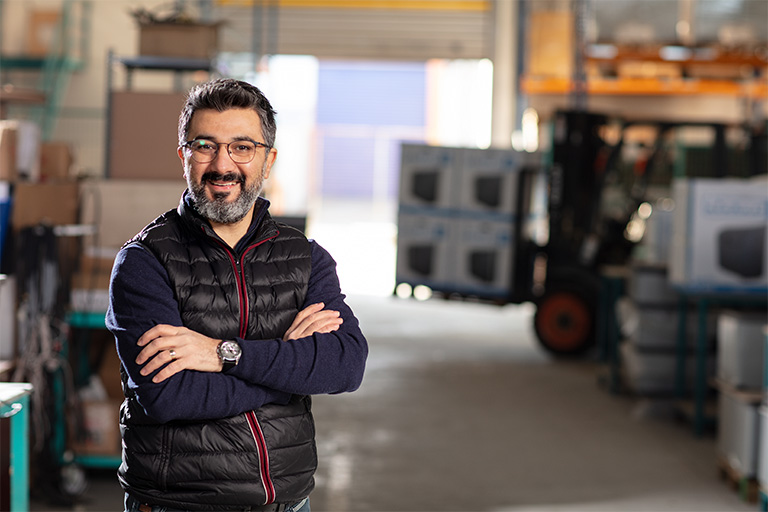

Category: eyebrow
[190, 135, 259, 144]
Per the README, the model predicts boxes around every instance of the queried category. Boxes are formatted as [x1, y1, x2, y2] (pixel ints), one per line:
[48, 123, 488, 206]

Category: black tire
[533, 279, 598, 357]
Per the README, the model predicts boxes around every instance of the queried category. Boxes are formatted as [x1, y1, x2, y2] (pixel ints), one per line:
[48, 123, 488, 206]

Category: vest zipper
[236, 232, 278, 337]
[246, 410, 276, 504]
[213, 233, 278, 338]
[213, 231, 279, 503]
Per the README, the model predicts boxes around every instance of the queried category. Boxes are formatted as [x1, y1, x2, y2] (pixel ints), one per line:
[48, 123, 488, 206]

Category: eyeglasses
[181, 139, 270, 164]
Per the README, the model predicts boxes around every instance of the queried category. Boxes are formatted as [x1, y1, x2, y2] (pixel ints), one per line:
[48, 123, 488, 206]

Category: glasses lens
[188, 140, 216, 163]
[229, 141, 256, 163]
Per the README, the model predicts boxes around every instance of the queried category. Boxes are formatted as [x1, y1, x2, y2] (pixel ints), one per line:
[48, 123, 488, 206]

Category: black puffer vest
[119, 197, 316, 510]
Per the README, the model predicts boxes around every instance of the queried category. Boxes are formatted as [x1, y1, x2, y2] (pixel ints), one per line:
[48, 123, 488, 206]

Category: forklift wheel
[533, 288, 595, 357]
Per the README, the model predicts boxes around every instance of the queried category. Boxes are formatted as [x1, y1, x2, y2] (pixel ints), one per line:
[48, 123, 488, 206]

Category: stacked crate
[756, 326, 768, 508]
[396, 144, 462, 294]
[618, 263, 717, 395]
[715, 311, 766, 502]
[396, 144, 535, 300]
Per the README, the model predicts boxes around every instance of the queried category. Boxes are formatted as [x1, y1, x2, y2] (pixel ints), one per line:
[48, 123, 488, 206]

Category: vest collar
[179, 189, 273, 250]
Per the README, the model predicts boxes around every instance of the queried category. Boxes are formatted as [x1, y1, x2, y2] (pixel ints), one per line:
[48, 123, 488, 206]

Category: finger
[137, 324, 176, 346]
[283, 304, 326, 340]
[285, 310, 337, 339]
[305, 317, 343, 336]
[136, 335, 175, 364]
[290, 303, 325, 327]
[139, 348, 178, 376]
[287, 311, 342, 340]
[151, 358, 185, 383]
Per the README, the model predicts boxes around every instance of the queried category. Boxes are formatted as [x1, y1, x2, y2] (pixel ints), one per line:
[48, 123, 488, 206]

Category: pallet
[718, 456, 759, 503]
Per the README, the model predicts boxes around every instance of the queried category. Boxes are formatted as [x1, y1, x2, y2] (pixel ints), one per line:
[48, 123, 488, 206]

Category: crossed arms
[106, 241, 368, 423]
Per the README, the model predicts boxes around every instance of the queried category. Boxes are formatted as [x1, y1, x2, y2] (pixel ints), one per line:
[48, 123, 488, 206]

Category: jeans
[124, 494, 310, 512]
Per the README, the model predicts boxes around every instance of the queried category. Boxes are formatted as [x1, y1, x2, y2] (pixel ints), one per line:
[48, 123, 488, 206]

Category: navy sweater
[106, 219, 368, 424]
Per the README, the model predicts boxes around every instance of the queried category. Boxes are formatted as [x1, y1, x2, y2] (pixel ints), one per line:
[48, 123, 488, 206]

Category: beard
[187, 169, 263, 224]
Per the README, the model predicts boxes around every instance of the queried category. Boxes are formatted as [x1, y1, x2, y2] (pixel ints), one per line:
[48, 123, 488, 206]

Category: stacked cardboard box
[716, 312, 767, 483]
[138, 22, 222, 59]
[670, 177, 768, 292]
[618, 263, 717, 395]
[396, 144, 538, 299]
[70, 179, 185, 312]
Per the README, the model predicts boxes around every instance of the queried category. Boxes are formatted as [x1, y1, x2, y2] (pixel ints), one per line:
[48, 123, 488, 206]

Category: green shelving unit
[0, 0, 91, 140]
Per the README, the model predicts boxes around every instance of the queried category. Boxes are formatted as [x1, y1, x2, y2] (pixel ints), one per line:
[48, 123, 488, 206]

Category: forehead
[188, 108, 262, 138]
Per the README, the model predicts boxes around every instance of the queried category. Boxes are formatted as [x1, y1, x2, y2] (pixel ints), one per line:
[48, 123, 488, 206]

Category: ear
[262, 147, 277, 180]
[178, 146, 187, 176]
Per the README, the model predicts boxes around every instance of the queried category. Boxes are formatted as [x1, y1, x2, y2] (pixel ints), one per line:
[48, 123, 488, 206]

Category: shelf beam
[520, 76, 768, 98]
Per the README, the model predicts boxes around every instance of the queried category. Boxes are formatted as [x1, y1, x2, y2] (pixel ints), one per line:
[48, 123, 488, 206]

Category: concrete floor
[30, 294, 754, 512]
[27, 200, 758, 511]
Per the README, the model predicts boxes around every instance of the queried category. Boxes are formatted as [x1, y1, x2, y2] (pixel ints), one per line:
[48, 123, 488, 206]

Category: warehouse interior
[0, 0, 767, 511]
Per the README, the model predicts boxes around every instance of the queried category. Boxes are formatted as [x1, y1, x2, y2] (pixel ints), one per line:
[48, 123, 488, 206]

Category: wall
[2, 0, 172, 176]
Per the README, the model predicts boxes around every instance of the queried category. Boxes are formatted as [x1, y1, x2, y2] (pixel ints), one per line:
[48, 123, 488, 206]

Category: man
[106, 78, 368, 512]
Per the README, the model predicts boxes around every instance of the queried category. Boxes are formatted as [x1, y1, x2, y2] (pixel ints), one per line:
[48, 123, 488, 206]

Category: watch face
[220, 341, 241, 360]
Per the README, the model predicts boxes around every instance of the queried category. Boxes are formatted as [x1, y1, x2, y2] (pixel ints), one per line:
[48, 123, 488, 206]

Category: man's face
[178, 108, 277, 225]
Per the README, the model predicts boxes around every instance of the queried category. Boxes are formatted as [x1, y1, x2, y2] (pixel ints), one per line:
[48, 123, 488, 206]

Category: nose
[210, 143, 237, 168]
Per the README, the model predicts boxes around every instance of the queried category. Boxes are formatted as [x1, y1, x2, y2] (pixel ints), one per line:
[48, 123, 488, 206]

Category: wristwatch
[217, 340, 242, 372]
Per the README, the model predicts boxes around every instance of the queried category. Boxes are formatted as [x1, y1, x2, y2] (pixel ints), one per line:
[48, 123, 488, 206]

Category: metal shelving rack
[0, 0, 91, 140]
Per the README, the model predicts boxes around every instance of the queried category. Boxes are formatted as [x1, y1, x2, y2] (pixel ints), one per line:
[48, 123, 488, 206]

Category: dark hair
[178, 78, 277, 148]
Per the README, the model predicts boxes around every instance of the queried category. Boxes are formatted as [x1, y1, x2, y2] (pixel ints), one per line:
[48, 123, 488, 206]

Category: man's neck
[210, 207, 255, 249]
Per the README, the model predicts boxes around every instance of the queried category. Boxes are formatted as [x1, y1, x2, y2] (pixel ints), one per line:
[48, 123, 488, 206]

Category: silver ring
[169, 349, 177, 359]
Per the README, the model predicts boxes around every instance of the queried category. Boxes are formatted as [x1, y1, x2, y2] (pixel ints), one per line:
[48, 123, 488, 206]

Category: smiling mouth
[202, 172, 244, 191]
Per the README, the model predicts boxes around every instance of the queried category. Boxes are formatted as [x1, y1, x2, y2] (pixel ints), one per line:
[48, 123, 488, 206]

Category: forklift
[395, 108, 766, 357]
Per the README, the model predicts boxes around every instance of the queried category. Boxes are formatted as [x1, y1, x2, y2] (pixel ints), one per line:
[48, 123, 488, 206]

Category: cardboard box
[669, 177, 768, 291]
[399, 144, 462, 210]
[718, 388, 760, 477]
[109, 92, 187, 180]
[452, 217, 516, 298]
[0, 125, 18, 181]
[627, 264, 678, 306]
[527, 10, 574, 78]
[40, 142, 73, 180]
[138, 22, 221, 59]
[70, 399, 122, 456]
[11, 181, 79, 230]
[395, 210, 457, 291]
[458, 148, 525, 217]
[70, 289, 110, 313]
[71, 272, 111, 292]
[0, 120, 40, 181]
[620, 341, 716, 395]
[26, 9, 61, 57]
[98, 344, 124, 402]
[717, 310, 767, 389]
[759, 405, 768, 488]
[616, 61, 682, 79]
[617, 298, 717, 350]
[79, 180, 185, 248]
[71, 253, 117, 292]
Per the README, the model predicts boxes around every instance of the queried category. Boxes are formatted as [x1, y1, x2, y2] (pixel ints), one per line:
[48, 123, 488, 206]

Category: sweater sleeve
[106, 243, 291, 423]
[228, 240, 368, 395]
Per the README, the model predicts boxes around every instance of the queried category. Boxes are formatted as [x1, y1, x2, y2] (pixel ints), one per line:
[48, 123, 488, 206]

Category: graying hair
[178, 78, 277, 148]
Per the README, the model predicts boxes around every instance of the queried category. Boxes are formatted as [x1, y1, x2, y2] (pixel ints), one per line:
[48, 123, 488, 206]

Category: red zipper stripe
[246, 411, 275, 504]
[213, 233, 278, 337]
[211, 229, 280, 502]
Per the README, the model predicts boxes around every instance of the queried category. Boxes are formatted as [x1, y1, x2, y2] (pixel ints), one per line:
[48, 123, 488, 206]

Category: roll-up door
[212, 0, 493, 60]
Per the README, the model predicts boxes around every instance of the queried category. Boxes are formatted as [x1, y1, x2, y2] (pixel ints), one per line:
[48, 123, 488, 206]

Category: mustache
[201, 171, 245, 184]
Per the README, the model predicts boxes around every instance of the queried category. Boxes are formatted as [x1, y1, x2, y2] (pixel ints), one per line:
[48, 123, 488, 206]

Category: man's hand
[283, 303, 342, 341]
[136, 325, 222, 383]
[136, 303, 341, 382]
